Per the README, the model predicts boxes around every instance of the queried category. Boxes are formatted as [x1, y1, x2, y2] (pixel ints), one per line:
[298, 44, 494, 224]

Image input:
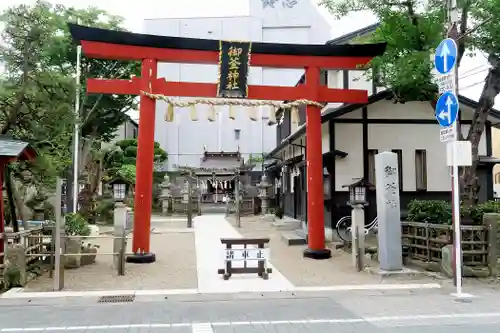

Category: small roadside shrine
[0, 136, 37, 263]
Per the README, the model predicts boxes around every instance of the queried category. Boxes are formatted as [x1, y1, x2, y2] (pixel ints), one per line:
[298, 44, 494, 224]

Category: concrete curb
[0, 283, 442, 299]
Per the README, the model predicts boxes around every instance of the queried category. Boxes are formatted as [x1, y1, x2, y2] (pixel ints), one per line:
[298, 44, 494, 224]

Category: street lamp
[342, 178, 372, 271]
[110, 178, 128, 202]
[344, 178, 370, 206]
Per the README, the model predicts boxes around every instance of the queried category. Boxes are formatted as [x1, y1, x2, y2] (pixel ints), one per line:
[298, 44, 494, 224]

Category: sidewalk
[228, 215, 443, 287]
[194, 214, 294, 293]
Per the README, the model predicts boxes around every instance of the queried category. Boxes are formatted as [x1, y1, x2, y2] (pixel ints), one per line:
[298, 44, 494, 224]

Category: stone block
[81, 245, 97, 266]
[3, 244, 27, 287]
[64, 237, 82, 269]
[272, 218, 301, 230]
[260, 214, 275, 222]
[440, 244, 487, 278]
[281, 231, 307, 246]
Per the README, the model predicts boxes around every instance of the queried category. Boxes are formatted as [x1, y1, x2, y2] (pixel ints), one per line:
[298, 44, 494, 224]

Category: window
[320, 70, 328, 86]
[323, 175, 330, 196]
[367, 149, 378, 184]
[415, 150, 428, 191]
[392, 149, 403, 190]
[132, 128, 138, 139]
[234, 129, 241, 140]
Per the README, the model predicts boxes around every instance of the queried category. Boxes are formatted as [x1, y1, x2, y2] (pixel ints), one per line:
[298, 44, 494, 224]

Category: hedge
[407, 199, 500, 225]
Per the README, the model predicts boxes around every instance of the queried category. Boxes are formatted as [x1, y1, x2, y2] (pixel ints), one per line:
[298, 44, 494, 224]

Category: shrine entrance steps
[200, 203, 227, 215]
[194, 214, 293, 293]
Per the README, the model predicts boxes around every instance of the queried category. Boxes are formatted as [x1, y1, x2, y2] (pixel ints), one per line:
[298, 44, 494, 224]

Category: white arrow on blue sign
[435, 91, 459, 127]
[434, 38, 457, 75]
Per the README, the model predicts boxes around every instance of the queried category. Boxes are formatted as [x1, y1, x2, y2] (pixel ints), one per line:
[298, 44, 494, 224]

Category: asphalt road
[1, 288, 500, 332]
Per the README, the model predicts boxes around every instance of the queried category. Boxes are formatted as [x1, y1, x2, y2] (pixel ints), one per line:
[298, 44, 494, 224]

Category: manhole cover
[98, 295, 135, 303]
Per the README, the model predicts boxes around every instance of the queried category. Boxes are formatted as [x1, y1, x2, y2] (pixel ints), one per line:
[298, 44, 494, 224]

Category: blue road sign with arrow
[434, 38, 457, 75]
[435, 91, 459, 127]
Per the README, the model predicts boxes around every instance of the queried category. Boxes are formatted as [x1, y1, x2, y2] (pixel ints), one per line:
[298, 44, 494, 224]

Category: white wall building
[267, 24, 500, 235]
[143, 0, 331, 171]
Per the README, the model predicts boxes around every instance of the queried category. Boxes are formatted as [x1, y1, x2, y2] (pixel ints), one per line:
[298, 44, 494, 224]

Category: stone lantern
[258, 173, 273, 221]
[159, 174, 172, 215]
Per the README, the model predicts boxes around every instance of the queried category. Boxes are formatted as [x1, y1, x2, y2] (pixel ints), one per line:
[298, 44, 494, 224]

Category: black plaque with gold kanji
[217, 41, 251, 98]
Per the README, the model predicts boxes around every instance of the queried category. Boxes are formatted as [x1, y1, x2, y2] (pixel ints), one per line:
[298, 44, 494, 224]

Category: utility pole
[447, 0, 463, 294]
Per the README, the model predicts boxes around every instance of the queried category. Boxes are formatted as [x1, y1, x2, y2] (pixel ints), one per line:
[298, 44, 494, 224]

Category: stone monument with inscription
[375, 152, 403, 271]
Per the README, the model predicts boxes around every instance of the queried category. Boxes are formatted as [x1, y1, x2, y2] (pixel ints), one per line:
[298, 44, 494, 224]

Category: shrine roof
[200, 154, 243, 170]
[204, 151, 240, 158]
[68, 23, 386, 58]
[0, 136, 37, 160]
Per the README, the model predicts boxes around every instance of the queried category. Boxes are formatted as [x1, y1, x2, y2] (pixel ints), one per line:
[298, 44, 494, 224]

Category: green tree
[0, 2, 75, 223]
[320, 0, 498, 205]
[114, 139, 168, 171]
[0, 1, 141, 218]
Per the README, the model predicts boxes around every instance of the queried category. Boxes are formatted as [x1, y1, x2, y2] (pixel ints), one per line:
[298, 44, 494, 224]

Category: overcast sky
[0, 0, 493, 116]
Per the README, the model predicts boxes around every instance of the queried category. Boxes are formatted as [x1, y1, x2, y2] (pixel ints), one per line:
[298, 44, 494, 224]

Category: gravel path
[228, 216, 440, 287]
[25, 218, 197, 292]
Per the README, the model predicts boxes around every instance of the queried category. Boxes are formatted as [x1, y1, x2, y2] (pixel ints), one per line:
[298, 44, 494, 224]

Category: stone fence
[401, 213, 499, 276]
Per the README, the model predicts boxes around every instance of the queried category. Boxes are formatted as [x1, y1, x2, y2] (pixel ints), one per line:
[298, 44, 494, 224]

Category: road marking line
[192, 323, 213, 333]
[294, 283, 442, 292]
[3, 312, 499, 331]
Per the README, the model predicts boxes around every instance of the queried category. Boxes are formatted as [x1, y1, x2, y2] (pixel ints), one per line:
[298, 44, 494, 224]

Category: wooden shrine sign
[217, 238, 272, 280]
[218, 41, 251, 98]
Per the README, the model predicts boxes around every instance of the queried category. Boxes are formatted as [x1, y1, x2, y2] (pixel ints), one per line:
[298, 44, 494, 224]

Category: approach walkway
[194, 214, 294, 293]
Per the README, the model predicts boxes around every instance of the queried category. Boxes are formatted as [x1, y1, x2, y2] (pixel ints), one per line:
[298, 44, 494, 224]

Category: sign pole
[448, 0, 464, 297]
[434, 32, 469, 297]
[451, 124, 462, 295]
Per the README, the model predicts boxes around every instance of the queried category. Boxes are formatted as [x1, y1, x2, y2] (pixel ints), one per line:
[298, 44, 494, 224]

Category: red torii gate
[69, 24, 386, 263]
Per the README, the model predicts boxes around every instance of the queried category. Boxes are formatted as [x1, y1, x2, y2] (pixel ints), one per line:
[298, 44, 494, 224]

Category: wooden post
[187, 177, 193, 228]
[53, 177, 64, 291]
[235, 170, 241, 228]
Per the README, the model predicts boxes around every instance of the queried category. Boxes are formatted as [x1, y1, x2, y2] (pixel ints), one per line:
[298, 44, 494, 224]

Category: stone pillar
[258, 174, 274, 222]
[351, 204, 365, 270]
[113, 202, 127, 271]
[4, 244, 27, 287]
[483, 213, 499, 276]
[159, 176, 172, 216]
[375, 152, 403, 271]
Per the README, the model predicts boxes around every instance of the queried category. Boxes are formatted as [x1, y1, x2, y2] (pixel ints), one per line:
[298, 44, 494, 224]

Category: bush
[407, 200, 452, 224]
[95, 198, 115, 223]
[65, 213, 91, 236]
[407, 199, 500, 225]
[467, 200, 500, 224]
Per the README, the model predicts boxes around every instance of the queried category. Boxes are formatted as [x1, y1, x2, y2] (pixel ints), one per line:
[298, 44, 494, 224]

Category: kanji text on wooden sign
[217, 238, 272, 280]
[217, 41, 251, 98]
